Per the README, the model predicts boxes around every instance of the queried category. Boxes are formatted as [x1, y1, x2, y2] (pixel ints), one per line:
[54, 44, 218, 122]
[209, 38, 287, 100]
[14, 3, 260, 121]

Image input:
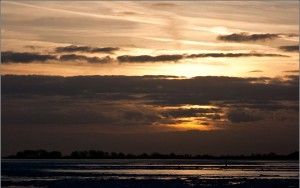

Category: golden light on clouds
[165, 118, 212, 131]
[0, 1, 298, 77]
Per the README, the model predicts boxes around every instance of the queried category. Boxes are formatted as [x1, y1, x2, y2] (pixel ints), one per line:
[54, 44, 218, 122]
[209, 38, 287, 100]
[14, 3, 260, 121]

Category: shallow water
[2, 159, 299, 187]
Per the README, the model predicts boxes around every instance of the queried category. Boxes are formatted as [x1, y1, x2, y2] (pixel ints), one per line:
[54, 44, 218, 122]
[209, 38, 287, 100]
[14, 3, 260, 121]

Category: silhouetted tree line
[4, 150, 299, 160]
[10, 149, 62, 159]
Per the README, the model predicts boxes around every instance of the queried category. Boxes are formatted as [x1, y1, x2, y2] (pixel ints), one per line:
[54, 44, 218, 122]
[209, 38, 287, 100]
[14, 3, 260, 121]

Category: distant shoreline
[3, 150, 298, 160]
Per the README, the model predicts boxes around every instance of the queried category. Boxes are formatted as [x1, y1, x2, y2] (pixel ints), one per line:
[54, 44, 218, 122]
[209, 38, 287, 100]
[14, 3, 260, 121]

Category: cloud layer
[227, 109, 263, 123]
[117, 52, 287, 63]
[217, 33, 280, 42]
[3, 75, 298, 101]
[1, 51, 57, 63]
[2, 49, 288, 64]
[117, 55, 184, 63]
[2, 75, 298, 155]
[1, 51, 113, 64]
[55, 45, 119, 54]
[59, 54, 113, 64]
[279, 45, 299, 52]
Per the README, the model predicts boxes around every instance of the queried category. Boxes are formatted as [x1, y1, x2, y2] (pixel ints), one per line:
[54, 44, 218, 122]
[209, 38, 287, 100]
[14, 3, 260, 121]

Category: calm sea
[1, 159, 299, 187]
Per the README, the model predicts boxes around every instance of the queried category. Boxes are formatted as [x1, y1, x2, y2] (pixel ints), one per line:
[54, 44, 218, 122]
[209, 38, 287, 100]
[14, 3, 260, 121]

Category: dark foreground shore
[2, 178, 299, 188]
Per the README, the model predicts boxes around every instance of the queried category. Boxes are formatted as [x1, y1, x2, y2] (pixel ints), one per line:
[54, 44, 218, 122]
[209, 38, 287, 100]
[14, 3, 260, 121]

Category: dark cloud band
[59, 54, 113, 64]
[117, 52, 288, 63]
[186, 52, 287, 58]
[1, 51, 57, 63]
[227, 109, 263, 123]
[279, 45, 299, 52]
[1, 50, 288, 64]
[1, 51, 113, 64]
[55, 45, 119, 54]
[117, 54, 184, 63]
[2, 75, 298, 102]
[217, 33, 280, 42]
[217, 32, 299, 43]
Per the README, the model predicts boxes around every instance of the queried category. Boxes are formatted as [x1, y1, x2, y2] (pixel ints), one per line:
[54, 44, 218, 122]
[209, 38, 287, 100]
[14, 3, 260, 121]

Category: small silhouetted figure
[225, 160, 228, 167]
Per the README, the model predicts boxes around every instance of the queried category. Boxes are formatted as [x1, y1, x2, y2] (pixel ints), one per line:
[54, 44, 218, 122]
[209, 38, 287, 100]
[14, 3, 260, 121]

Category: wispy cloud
[283, 70, 299, 73]
[249, 70, 263, 73]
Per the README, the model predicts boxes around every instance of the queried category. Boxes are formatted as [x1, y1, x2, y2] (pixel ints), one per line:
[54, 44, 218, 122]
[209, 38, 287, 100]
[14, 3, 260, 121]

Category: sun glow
[166, 118, 213, 131]
[210, 26, 231, 35]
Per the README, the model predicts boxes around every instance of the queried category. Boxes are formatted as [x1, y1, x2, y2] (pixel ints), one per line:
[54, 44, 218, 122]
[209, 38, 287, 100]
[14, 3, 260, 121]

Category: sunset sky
[1, 1, 299, 155]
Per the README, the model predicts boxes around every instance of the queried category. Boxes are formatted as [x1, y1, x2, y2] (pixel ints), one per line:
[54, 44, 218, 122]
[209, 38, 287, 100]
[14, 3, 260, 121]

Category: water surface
[2, 159, 299, 187]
